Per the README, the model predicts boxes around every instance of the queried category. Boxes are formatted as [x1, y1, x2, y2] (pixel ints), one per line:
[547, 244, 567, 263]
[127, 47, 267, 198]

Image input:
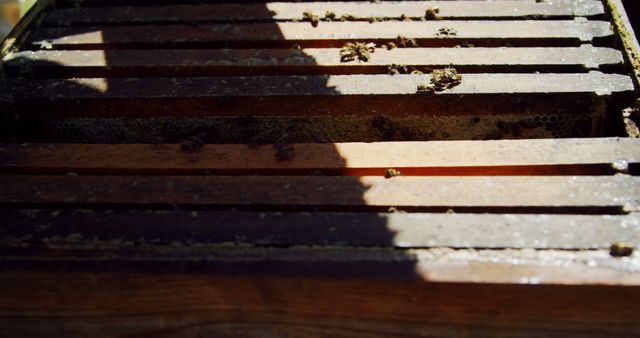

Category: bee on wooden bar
[180, 133, 206, 152]
[339, 13, 356, 21]
[417, 67, 462, 94]
[384, 168, 402, 178]
[610, 242, 634, 257]
[340, 42, 376, 62]
[396, 35, 418, 47]
[302, 11, 319, 27]
[436, 27, 458, 37]
[425, 7, 441, 20]
[324, 11, 336, 21]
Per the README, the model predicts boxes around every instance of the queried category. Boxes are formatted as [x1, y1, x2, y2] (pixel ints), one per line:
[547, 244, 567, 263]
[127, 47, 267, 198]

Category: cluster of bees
[338, 38, 462, 94]
[339, 42, 376, 62]
[301, 7, 442, 27]
[417, 67, 463, 94]
[301, 11, 356, 27]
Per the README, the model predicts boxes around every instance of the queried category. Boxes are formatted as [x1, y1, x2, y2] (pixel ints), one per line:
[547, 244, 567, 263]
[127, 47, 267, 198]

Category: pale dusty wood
[0, 175, 637, 208]
[3, 46, 623, 76]
[41, 0, 605, 26]
[3, 73, 630, 97]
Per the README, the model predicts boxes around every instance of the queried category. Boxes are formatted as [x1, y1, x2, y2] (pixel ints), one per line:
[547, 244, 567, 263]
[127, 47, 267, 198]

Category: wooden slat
[1, 138, 639, 175]
[27, 20, 613, 49]
[2, 246, 640, 285]
[1, 269, 639, 338]
[2, 209, 638, 249]
[41, 1, 605, 26]
[3, 46, 623, 77]
[0, 175, 637, 209]
[0, 73, 632, 118]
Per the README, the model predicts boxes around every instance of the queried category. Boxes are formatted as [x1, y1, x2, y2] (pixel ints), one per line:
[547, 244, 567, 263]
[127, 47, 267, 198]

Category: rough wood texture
[0, 269, 639, 337]
[1, 209, 638, 249]
[1, 0, 640, 336]
[1, 138, 638, 175]
[0, 175, 637, 209]
[3, 46, 623, 77]
[27, 20, 613, 49]
[41, 1, 605, 26]
[2, 244, 640, 284]
[0, 73, 632, 118]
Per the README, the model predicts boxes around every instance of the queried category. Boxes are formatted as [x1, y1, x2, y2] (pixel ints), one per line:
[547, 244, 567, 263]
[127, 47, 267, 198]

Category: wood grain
[41, 1, 605, 26]
[3, 46, 623, 77]
[2, 209, 638, 249]
[27, 20, 613, 49]
[1, 138, 639, 175]
[0, 73, 632, 118]
[0, 175, 637, 209]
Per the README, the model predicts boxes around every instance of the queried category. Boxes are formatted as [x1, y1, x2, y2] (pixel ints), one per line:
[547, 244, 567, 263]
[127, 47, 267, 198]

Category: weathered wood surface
[0, 73, 632, 118]
[41, 1, 605, 26]
[0, 268, 639, 337]
[1, 209, 638, 249]
[3, 241, 640, 284]
[1, 0, 639, 336]
[1, 138, 638, 175]
[27, 21, 613, 49]
[3, 46, 623, 77]
[0, 175, 637, 209]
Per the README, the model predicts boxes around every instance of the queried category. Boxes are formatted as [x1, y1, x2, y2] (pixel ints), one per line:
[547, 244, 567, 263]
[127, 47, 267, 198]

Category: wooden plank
[1, 138, 639, 176]
[0, 269, 639, 338]
[0, 175, 637, 209]
[2, 244, 640, 284]
[0, 73, 632, 118]
[54, 0, 584, 5]
[605, 0, 640, 91]
[41, 1, 605, 26]
[3, 46, 623, 77]
[27, 20, 613, 49]
[2, 209, 638, 249]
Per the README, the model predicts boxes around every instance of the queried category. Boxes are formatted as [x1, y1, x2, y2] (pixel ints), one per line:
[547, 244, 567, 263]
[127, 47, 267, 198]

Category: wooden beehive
[0, 0, 640, 336]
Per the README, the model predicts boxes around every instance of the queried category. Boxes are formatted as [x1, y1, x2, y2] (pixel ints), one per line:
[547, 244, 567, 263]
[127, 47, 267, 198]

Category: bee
[339, 42, 376, 62]
[39, 40, 53, 50]
[339, 13, 356, 21]
[425, 7, 441, 20]
[388, 64, 407, 75]
[436, 27, 458, 37]
[610, 242, 634, 257]
[302, 11, 320, 27]
[396, 35, 418, 48]
[418, 67, 462, 94]
[388, 206, 407, 213]
[384, 168, 402, 178]
[274, 142, 295, 161]
[180, 133, 206, 152]
[324, 11, 337, 21]
[417, 83, 436, 94]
